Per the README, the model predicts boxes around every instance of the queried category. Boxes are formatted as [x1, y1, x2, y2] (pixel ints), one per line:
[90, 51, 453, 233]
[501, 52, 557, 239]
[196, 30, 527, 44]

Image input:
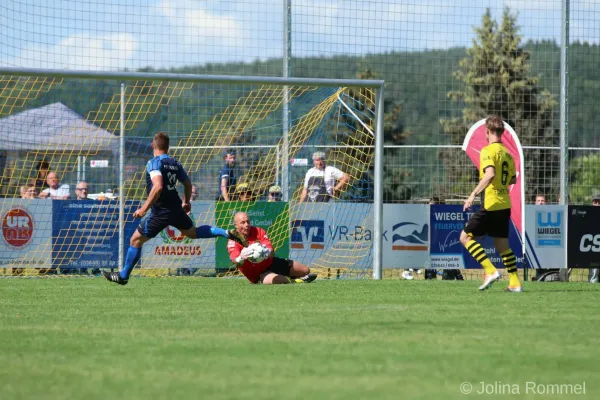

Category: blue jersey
[145, 154, 189, 210]
[218, 164, 237, 193]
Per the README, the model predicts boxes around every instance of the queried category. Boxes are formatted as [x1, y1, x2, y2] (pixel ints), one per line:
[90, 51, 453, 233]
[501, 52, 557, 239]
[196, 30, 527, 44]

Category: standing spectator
[39, 172, 70, 199]
[589, 193, 600, 283]
[191, 184, 199, 201]
[268, 185, 282, 202]
[535, 194, 546, 205]
[218, 149, 237, 201]
[20, 185, 38, 199]
[75, 181, 89, 200]
[32, 159, 50, 192]
[300, 151, 350, 202]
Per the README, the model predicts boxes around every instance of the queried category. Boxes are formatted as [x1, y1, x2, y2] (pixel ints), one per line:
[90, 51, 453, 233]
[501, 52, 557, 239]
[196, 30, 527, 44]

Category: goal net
[0, 71, 381, 279]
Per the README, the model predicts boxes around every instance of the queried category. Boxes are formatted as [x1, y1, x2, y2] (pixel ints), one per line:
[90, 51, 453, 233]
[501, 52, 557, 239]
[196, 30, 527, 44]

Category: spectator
[235, 182, 253, 202]
[39, 172, 70, 199]
[32, 159, 50, 192]
[535, 194, 546, 205]
[75, 181, 89, 200]
[191, 184, 199, 201]
[300, 151, 350, 202]
[589, 192, 600, 283]
[268, 185, 282, 202]
[218, 149, 238, 201]
[20, 185, 38, 199]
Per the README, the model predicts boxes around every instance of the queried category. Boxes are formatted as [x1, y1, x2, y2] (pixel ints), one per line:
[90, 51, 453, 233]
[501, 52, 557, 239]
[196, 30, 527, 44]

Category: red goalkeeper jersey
[227, 226, 274, 283]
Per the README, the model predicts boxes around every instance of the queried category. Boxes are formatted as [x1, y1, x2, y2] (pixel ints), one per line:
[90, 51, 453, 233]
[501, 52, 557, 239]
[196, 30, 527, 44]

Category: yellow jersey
[479, 142, 516, 211]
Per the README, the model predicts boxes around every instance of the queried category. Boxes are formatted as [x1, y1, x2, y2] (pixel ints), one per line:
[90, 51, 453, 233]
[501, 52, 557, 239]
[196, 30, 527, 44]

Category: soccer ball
[247, 242, 270, 263]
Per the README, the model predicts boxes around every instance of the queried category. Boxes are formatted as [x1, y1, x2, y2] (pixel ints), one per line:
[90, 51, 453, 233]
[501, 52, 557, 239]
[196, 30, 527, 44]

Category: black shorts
[464, 208, 511, 238]
[261, 257, 293, 278]
[137, 207, 194, 239]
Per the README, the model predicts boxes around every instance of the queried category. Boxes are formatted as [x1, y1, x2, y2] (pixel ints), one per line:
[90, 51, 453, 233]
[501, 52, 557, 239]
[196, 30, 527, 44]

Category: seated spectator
[75, 181, 89, 200]
[191, 184, 199, 201]
[32, 159, 50, 192]
[535, 194, 546, 205]
[235, 182, 254, 202]
[39, 172, 70, 199]
[20, 185, 38, 199]
[268, 185, 282, 202]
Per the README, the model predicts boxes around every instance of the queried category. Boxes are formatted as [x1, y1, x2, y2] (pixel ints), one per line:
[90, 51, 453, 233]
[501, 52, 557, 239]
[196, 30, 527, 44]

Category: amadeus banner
[142, 201, 217, 270]
[524, 205, 566, 269]
[568, 205, 600, 268]
[430, 204, 524, 269]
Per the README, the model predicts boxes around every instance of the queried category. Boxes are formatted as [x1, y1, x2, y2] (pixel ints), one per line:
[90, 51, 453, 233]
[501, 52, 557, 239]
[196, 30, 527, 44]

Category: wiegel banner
[430, 204, 524, 269]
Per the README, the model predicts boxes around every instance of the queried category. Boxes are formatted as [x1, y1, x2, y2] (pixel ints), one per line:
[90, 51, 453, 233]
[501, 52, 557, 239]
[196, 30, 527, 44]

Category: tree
[440, 8, 558, 201]
[569, 153, 600, 204]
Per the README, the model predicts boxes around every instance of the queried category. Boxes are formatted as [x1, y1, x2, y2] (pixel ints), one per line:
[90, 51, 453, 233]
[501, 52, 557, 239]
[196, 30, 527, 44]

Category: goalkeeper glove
[235, 247, 253, 264]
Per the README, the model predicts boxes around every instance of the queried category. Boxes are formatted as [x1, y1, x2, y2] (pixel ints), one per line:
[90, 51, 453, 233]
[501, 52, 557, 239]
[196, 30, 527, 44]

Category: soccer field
[1, 278, 598, 400]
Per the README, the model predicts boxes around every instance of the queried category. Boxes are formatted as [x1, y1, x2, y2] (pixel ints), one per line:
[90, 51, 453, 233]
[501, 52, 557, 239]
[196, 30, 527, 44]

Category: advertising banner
[142, 201, 217, 270]
[215, 201, 289, 269]
[524, 205, 566, 269]
[289, 203, 373, 269]
[567, 205, 600, 268]
[430, 204, 524, 269]
[383, 204, 429, 269]
[0, 199, 52, 268]
[52, 200, 138, 270]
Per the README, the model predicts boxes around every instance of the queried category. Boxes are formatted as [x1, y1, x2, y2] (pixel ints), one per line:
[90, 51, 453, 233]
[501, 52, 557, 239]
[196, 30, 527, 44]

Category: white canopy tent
[0, 102, 118, 152]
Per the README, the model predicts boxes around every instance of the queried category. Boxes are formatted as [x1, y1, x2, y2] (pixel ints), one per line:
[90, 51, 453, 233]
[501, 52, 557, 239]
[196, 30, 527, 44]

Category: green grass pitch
[1, 278, 598, 399]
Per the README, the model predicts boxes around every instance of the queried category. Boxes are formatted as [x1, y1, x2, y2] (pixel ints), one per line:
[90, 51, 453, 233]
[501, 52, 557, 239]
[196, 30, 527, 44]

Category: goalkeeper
[227, 212, 317, 284]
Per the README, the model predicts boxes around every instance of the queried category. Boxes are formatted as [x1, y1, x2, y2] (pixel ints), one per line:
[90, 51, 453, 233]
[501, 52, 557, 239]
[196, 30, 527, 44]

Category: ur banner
[215, 201, 289, 269]
[0, 199, 52, 268]
[52, 200, 138, 269]
[430, 204, 524, 269]
[568, 206, 600, 268]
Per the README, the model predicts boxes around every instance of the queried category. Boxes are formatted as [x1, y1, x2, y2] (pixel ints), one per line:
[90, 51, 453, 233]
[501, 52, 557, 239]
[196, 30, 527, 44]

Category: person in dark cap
[217, 149, 238, 201]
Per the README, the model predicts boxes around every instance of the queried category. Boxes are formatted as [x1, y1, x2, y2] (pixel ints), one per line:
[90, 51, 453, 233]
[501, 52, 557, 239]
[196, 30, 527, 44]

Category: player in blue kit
[103, 132, 247, 285]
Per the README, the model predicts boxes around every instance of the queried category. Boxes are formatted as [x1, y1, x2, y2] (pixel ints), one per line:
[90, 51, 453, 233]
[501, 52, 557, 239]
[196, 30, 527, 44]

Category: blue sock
[120, 247, 142, 280]
[196, 225, 228, 238]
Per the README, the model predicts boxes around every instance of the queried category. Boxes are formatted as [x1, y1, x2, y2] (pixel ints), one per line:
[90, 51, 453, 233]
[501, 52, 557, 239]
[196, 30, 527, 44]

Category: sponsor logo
[1, 208, 34, 249]
[156, 214, 202, 255]
[392, 222, 428, 251]
[580, 234, 600, 253]
[536, 211, 562, 246]
[291, 220, 324, 249]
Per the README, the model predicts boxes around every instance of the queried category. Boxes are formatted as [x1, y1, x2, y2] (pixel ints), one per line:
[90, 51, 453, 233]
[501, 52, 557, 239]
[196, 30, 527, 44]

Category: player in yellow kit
[459, 115, 523, 292]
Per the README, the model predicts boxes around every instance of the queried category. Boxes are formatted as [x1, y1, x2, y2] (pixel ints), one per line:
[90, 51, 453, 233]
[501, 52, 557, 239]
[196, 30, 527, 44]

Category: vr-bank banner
[525, 205, 566, 269]
[429, 205, 524, 269]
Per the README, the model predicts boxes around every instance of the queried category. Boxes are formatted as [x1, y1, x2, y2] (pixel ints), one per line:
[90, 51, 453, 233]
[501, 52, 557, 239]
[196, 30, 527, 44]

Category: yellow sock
[465, 239, 497, 275]
[501, 249, 521, 287]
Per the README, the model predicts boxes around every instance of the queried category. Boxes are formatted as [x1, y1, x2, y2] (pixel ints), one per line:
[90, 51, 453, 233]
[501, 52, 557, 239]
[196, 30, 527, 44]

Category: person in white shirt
[39, 171, 70, 200]
[300, 151, 350, 202]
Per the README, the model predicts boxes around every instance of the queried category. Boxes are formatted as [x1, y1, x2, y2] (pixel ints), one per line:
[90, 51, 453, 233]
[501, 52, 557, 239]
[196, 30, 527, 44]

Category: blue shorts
[137, 207, 194, 239]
